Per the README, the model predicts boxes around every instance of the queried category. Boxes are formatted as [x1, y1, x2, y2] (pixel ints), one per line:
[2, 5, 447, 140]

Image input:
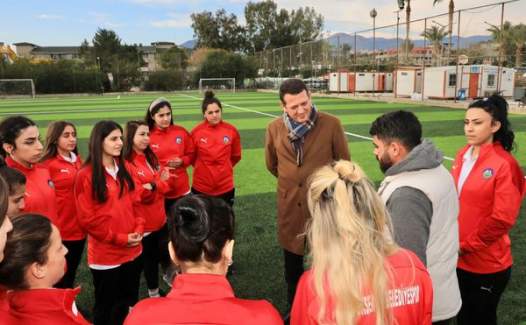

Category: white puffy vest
[379, 165, 462, 321]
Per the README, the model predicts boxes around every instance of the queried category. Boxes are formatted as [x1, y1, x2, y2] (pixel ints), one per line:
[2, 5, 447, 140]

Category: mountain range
[179, 33, 492, 51]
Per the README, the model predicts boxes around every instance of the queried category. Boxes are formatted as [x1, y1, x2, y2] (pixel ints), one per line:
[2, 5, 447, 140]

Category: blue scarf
[283, 105, 318, 166]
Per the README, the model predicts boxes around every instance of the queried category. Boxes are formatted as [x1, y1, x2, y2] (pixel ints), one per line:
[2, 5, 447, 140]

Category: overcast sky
[1, 0, 524, 46]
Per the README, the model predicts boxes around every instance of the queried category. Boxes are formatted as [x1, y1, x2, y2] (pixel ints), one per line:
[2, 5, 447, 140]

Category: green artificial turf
[0, 91, 524, 323]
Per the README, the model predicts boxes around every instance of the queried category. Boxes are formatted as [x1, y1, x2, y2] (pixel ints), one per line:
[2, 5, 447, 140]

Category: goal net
[198, 78, 236, 93]
[0, 79, 36, 98]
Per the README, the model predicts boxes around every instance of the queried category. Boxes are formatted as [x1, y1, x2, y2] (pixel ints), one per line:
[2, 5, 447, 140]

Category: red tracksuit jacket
[124, 273, 283, 325]
[494, 143, 526, 198]
[291, 249, 433, 325]
[3, 288, 90, 325]
[6, 157, 58, 224]
[43, 154, 85, 241]
[126, 152, 169, 232]
[451, 143, 522, 274]
[149, 125, 195, 199]
[74, 164, 144, 266]
[191, 120, 242, 196]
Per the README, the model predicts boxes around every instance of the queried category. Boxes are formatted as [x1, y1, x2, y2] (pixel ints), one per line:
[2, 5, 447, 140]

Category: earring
[227, 260, 233, 266]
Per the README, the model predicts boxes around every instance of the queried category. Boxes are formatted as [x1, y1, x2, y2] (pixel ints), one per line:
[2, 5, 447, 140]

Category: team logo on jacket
[175, 136, 182, 144]
[200, 137, 207, 144]
[482, 168, 494, 179]
[223, 136, 230, 144]
[138, 171, 145, 177]
[48, 179, 55, 189]
[60, 168, 70, 174]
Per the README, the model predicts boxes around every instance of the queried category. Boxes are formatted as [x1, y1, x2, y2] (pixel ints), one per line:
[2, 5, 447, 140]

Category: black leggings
[457, 267, 511, 325]
[141, 225, 170, 289]
[90, 256, 142, 325]
[191, 188, 235, 207]
[55, 239, 86, 289]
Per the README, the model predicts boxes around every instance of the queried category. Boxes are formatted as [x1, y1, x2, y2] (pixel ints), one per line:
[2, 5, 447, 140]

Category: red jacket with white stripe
[74, 164, 143, 266]
[5, 288, 90, 325]
[149, 125, 195, 199]
[191, 120, 241, 195]
[291, 249, 433, 325]
[126, 152, 169, 232]
[6, 157, 58, 224]
[124, 273, 282, 325]
[451, 143, 522, 274]
[42, 155, 85, 241]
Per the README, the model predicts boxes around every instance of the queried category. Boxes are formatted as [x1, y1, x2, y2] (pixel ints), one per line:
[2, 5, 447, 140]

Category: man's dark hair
[369, 110, 422, 150]
[279, 79, 309, 104]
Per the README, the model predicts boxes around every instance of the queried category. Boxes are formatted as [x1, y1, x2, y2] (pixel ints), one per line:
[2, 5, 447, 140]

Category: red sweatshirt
[5, 288, 90, 325]
[191, 120, 242, 195]
[74, 164, 144, 266]
[124, 273, 282, 325]
[0, 289, 12, 324]
[6, 157, 58, 224]
[149, 125, 195, 199]
[43, 154, 85, 241]
[493, 143, 526, 199]
[126, 152, 169, 232]
[291, 249, 433, 325]
[451, 143, 522, 274]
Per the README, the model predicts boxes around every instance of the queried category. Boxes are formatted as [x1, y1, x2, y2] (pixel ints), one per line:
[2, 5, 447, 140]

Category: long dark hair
[123, 120, 159, 170]
[0, 116, 37, 158]
[42, 121, 78, 161]
[168, 195, 235, 264]
[145, 97, 173, 129]
[85, 120, 135, 203]
[0, 214, 53, 290]
[0, 157, 26, 196]
[201, 90, 222, 115]
[0, 174, 8, 225]
[468, 94, 515, 151]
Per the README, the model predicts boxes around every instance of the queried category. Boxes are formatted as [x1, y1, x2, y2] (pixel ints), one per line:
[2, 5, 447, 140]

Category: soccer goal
[0, 79, 36, 98]
[198, 78, 236, 94]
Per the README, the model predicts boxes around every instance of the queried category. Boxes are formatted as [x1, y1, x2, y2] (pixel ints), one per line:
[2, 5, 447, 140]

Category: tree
[159, 46, 188, 70]
[244, 0, 323, 52]
[194, 50, 257, 87]
[405, 0, 411, 60]
[421, 25, 447, 65]
[191, 9, 246, 51]
[510, 24, 526, 68]
[433, 0, 455, 58]
[487, 21, 513, 66]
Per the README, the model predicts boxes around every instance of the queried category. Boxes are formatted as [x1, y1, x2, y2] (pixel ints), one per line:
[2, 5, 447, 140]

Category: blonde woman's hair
[306, 160, 398, 325]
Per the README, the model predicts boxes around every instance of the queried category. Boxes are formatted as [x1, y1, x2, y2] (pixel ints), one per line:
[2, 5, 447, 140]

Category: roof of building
[31, 46, 80, 55]
[151, 42, 176, 46]
[13, 42, 37, 47]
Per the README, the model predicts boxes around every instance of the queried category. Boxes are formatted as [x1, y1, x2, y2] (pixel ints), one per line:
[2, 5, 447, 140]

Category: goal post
[0, 79, 36, 98]
[198, 78, 236, 93]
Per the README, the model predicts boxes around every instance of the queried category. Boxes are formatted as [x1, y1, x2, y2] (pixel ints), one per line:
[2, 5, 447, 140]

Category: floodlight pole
[370, 8, 377, 94]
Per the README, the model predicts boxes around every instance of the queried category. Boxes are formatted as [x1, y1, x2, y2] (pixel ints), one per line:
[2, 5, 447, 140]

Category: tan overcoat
[265, 112, 350, 255]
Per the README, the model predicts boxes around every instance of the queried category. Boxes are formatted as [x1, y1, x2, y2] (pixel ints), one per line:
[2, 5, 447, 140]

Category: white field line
[178, 93, 454, 161]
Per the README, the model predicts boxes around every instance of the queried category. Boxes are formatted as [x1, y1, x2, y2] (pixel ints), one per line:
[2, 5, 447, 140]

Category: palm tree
[487, 21, 513, 66]
[421, 25, 448, 65]
[510, 24, 526, 68]
[405, 0, 411, 61]
[433, 0, 454, 60]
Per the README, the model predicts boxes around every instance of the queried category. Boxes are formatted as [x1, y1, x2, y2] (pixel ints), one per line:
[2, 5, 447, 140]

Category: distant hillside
[180, 39, 196, 49]
[326, 32, 491, 51]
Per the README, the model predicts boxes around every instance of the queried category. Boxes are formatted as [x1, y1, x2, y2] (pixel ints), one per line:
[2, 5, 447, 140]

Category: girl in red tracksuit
[124, 120, 171, 298]
[290, 161, 433, 325]
[75, 120, 144, 325]
[191, 91, 241, 206]
[0, 176, 13, 322]
[41, 121, 85, 289]
[124, 195, 282, 325]
[0, 214, 90, 325]
[146, 97, 195, 208]
[451, 95, 523, 325]
[0, 116, 57, 223]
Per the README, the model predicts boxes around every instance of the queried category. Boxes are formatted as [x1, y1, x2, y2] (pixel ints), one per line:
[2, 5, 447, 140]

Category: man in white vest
[369, 110, 461, 324]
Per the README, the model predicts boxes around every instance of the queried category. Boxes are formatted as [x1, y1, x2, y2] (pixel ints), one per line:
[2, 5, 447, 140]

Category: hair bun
[175, 205, 209, 243]
[204, 90, 215, 100]
[333, 160, 365, 183]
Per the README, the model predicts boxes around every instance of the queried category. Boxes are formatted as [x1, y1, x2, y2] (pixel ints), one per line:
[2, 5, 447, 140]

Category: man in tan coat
[265, 79, 350, 312]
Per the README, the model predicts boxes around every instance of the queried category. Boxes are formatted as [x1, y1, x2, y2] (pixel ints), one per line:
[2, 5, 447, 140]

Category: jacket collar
[168, 273, 234, 301]
[6, 156, 34, 173]
[8, 287, 81, 314]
